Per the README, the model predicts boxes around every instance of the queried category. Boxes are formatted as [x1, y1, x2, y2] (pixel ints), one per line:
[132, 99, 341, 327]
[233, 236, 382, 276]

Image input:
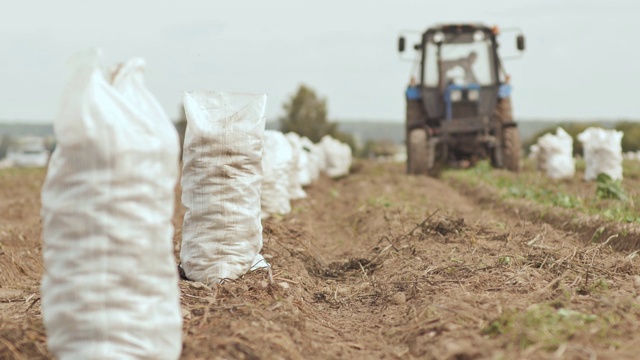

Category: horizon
[2, 117, 639, 126]
[0, 117, 634, 149]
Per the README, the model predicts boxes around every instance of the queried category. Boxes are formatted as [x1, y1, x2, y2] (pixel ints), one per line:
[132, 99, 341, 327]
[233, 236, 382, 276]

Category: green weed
[591, 226, 606, 243]
[596, 173, 627, 201]
[483, 304, 600, 351]
[443, 160, 640, 224]
[367, 196, 392, 208]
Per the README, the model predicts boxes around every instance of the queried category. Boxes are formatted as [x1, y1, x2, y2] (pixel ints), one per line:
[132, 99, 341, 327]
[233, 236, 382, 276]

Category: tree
[0, 134, 10, 160]
[279, 84, 337, 143]
[279, 84, 356, 152]
[615, 121, 640, 153]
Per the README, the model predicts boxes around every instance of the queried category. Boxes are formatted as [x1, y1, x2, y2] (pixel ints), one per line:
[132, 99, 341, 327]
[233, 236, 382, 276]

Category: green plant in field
[601, 208, 640, 223]
[329, 188, 340, 198]
[506, 185, 536, 200]
[577, 277, 610, 295]
[595, 173, 628, 201]
[473, 160, 492, 175]
[443, 159, 640, 223]
[442, 160, 640, 224]
[367, 196, 392, 208]
[497, 255, 511, 266]
[492, 221, 507, 230]
[483, 304, 600, 351]
[552, 193, 583, 208]
[591, 226, 606, 243]
[504, 183, 582, 209]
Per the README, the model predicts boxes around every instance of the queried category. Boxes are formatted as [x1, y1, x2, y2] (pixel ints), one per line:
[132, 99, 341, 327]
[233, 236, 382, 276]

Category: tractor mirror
[398, 36, 406, 53]
[517, 35, 525, 51]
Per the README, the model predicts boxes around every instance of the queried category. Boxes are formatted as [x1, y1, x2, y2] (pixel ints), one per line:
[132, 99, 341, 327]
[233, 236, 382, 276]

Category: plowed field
[2, 161, 640, 359]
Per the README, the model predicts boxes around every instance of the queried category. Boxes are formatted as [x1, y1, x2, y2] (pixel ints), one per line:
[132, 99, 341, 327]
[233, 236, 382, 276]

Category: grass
[0, 166, 45, 178]
[443, 159, 640, 224]
[483, 303, 612, 351]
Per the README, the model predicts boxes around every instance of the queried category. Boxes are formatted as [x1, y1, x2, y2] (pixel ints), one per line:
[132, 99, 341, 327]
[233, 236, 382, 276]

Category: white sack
[41, 51, 182, 360]
[288, 133, 313, 187]
[528, 144, 541, 162]
[577, 127, 624, 181]
[630, 151, 640, 161]
[284, 132, 307, 199]
[300, 136, 323, 182]
[261, 130, 293, 218]
[320, 135, 352, 178]
[315, 140, 327, 176]
[536, 127, 575, 179]
[180, 91, 267, 283]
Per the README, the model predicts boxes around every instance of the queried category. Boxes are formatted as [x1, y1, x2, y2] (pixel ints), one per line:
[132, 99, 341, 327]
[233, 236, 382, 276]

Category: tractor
[398, 24, 525, 174]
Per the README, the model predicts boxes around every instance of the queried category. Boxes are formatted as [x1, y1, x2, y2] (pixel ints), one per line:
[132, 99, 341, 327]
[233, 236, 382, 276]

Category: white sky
[1, 0, 638, 123]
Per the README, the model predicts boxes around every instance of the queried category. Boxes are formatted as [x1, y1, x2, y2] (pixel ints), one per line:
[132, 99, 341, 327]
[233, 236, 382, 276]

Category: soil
[2, 162, 640, 359]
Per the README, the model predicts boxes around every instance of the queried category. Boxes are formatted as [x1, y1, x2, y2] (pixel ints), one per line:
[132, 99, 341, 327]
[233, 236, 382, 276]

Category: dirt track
[2, 162, 640, 359]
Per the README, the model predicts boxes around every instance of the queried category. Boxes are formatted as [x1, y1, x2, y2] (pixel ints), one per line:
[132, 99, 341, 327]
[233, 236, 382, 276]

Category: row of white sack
[529, 127, 623, 180]
[42, 50, 349, 359]
[622, 151, 640, 161]
[261, 130, 352, 219]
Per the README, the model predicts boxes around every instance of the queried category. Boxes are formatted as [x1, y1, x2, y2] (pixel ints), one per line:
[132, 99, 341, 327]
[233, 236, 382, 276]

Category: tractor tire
[494, 97, 513, 123]
[408, 128, 430, 175]
[406, 100, 424, 130]
[502, 126, 522, 172]
[492, 97, 521, 172]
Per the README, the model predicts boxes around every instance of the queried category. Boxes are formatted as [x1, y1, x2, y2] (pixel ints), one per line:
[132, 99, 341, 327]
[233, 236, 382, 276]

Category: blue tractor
[398, 24, 525, 174]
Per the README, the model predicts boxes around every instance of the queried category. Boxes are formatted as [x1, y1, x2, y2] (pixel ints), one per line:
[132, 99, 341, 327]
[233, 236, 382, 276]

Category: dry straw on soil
[3, 162, 640, 359]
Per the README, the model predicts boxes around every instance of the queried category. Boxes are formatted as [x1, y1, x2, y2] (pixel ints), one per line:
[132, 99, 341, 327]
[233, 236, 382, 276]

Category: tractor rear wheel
[408, 128, 430, 175]
[492, 97, 521, 172]
[494, 97, 513, 123]
[502, 126, 521, 172]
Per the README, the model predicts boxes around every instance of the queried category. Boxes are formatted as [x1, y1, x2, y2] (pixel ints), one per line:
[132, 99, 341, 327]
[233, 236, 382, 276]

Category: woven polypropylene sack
[261, 130, 293, 218]
[284, 132, 307, 199]
[320, 135, 352, 178]
[287, 132, 312, 187]
[578, 127, 624, 181]
[300, 136, 323, 182]
[536, 127, 575, 179]
[180, 91, 267, 283]
[40, 50, 182, 360]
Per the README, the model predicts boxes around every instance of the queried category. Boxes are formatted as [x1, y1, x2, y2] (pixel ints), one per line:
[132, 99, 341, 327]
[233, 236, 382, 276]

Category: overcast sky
[1, 0, 638, 123]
